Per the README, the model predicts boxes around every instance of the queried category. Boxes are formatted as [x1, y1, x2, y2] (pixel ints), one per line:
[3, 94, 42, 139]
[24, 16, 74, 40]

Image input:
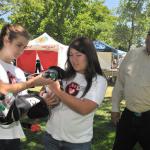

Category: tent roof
[93, 40, 118, 54]
[25, 33, 67, 51]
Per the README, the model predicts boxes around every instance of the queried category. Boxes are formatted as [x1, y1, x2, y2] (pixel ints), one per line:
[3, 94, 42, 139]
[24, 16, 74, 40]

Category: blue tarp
[93, 40, 118, 54]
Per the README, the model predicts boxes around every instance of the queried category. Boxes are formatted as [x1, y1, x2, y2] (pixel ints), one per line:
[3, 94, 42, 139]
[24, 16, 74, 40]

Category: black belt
[125, 108, 150, 117]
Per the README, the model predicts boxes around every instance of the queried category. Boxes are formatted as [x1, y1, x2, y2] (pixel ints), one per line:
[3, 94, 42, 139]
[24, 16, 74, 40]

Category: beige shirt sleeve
[111, 50, 131, 112]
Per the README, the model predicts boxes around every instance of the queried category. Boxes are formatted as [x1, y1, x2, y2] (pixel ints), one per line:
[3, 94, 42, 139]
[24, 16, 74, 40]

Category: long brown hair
[65, 37, 103, 97]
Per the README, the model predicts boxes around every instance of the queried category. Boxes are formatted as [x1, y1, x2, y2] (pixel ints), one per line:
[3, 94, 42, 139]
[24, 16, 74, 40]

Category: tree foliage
[0, 0, 12, 17]
[5, 0, 116, 45]
[2, 0, 150, 50]
[69, 1, 117, 45]
[113, 0, 150, 51]
[0, 0, 11, 27]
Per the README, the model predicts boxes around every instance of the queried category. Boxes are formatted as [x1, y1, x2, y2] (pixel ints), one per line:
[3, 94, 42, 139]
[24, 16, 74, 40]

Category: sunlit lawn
[21, 86, 142, 150]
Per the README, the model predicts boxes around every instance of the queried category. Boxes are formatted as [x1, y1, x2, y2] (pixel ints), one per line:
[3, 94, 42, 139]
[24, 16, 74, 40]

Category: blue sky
[104, 0, 120, 9]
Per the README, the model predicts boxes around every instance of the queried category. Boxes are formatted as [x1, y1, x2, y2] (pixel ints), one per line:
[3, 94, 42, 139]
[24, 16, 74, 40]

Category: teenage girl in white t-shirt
[43, 37, 107, 150]
[0, 24, 54, 150]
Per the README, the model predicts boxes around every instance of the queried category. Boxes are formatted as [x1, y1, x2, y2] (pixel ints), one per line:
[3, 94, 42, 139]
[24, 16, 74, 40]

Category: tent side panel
[16, 50, 36, 74]
[37, 51, 58, 71]
[97, 52, 112, 70]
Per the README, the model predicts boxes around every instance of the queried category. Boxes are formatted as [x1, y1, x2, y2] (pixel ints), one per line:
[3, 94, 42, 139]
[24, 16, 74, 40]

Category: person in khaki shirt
[111, 32, 150, 150]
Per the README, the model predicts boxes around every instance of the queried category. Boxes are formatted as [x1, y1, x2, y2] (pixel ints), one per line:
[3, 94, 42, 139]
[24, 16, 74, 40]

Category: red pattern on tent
[16, 51, 36, 73]
[37, 51, 58, 71]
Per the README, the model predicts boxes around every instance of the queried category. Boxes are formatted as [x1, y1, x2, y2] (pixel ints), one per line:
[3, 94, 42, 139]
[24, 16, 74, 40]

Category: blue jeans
[0, 139, 20, 150]
[43, 132, 92, 150]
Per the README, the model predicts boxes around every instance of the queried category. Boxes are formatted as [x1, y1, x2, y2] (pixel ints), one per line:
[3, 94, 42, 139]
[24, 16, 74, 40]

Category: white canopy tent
[17, 33, 68, 73]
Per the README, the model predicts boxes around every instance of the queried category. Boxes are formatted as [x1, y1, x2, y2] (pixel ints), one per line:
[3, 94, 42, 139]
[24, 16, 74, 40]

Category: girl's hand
[39, 91, 60, 107]
[47, 80, 61, 93]
[27, 74, 53, 87]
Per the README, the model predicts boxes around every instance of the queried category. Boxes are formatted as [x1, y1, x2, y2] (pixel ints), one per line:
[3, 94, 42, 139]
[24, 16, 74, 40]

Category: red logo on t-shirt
[7, 71, 17, 84]
[65, 82, 80, 96]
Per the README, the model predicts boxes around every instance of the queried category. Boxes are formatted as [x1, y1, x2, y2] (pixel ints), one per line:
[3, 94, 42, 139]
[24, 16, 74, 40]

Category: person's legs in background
[113, 109, 138, 150]
[138, 112, 150, 150]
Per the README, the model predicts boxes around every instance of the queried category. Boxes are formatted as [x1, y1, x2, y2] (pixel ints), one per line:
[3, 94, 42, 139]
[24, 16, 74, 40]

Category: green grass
[21, 87, 142, 150]
[92, 98, 115, 150]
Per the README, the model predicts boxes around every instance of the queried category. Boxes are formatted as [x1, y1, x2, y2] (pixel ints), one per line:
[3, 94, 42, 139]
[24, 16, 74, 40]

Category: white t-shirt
[0, 59, 27, 139]
[46, 72, 107, 143]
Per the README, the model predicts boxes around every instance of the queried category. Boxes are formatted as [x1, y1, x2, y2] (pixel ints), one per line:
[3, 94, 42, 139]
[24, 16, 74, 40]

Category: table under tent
[93, 40, 121, 84]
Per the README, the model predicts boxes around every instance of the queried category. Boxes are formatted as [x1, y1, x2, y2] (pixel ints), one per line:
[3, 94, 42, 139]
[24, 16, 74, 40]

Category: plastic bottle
[0, 93, 15, 117]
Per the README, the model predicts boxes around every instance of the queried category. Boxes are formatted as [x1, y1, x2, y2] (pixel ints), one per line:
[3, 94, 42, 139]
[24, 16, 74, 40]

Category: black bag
[27, 98, 49, 119]
[0, 94, 49, 125]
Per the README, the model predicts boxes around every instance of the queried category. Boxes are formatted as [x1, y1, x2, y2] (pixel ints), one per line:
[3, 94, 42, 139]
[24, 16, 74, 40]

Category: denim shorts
[43, 132, 92, 150]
